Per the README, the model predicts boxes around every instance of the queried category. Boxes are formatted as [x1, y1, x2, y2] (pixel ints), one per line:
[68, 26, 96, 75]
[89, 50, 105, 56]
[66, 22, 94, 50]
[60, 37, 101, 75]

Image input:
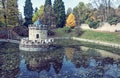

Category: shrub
[63, 26, 71, 33]
[85, 18, 99, 29]
[107, 16, 120, 25]
[13, 26, 28, 37]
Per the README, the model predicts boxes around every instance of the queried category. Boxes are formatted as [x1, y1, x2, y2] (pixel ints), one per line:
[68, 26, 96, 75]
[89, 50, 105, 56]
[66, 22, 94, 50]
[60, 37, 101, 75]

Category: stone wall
[80, 23, 120, 32]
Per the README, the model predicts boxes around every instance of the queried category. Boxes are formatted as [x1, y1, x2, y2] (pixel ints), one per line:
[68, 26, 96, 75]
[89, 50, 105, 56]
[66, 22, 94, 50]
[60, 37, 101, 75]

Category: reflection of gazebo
[20, 50, 64, 74]
[19, 18, 55, 51]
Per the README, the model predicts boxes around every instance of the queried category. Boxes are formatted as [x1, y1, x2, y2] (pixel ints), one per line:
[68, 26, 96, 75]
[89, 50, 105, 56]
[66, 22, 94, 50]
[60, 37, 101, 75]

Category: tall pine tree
[53, 0, 66, 28]
[6, 0, 19, 26]
[24, 0, 33, 26]
[43, 0, 53, 27]
[44, 0, 51, 7]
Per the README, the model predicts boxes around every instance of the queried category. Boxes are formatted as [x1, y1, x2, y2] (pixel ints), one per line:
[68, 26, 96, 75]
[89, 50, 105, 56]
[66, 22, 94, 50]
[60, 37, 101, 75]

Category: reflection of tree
[0, 52, 20, 78]
[21, 48, 64, 74]
[65, 47, 102, 68]
[65, 48, 75, 60]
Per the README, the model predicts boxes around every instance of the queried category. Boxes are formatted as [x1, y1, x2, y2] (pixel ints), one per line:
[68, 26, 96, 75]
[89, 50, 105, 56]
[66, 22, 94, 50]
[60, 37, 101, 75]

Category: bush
[107, 16, 120, 25]
[0, 21, 5, 27]
[48, 30, 55, 36]
[85, 18, 99, 29]
[13, 26, 28, 37]
[63, 26, 71, 33]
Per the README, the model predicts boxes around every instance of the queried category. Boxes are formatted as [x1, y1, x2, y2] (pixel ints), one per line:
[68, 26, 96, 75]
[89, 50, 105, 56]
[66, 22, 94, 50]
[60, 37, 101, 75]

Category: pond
[0, 42, 120, 78]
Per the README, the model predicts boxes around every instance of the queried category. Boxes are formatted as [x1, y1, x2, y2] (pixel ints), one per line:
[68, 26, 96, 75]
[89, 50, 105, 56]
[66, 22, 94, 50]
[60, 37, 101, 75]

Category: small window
[36, 34, 39, 38]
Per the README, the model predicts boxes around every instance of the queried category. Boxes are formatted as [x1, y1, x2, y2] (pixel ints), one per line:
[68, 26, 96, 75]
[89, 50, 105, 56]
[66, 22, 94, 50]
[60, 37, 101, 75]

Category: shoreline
[0, 37, 120, 49]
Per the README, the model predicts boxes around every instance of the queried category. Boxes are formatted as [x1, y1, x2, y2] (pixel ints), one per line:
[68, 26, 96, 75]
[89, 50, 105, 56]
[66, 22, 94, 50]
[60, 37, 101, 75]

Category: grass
[53, 28, 76, 37]
[80, 30, 120, 44]
[53, 28, 120, 44]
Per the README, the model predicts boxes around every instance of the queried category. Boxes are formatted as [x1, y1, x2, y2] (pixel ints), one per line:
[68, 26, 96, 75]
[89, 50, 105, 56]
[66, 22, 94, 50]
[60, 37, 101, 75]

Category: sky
[18, 0, 90, 17]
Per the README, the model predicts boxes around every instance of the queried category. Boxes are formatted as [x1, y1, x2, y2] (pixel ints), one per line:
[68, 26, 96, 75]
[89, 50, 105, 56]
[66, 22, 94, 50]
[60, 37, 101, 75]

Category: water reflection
[17, 47, 120, 78]
[0, 45, 120, 78]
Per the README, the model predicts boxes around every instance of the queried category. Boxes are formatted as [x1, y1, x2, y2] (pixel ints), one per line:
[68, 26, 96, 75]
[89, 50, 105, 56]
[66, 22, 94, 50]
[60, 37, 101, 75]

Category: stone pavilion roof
[33, 19, 42, 26]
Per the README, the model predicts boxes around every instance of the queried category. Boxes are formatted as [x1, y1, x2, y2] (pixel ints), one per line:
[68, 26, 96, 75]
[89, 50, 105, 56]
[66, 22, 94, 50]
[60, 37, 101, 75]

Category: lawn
[80, 30, 120, 44]
[53, 28, 120, 44]
[53, 28, 76, 37]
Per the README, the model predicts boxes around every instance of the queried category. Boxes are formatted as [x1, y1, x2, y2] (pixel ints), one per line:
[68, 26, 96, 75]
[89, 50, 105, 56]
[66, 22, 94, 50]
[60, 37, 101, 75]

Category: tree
[107, 15, 120, 25]
[43, 0, 52, 26]
[66, 13, 76, 28]
[0, 0, 6, 26]
[91, 0, 117, 21]
[6, 0, 19, 26]
[32, 5, 44, 22]
[44, 0, 51, 6]
[66, 8, 73, 17]
[53, 0, 66, 28]
[73, 2, 89, 26]
[24, 0, 33, 26]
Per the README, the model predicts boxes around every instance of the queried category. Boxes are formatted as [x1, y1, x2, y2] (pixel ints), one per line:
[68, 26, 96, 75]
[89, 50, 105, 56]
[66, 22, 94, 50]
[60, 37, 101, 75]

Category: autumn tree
[24, 0, 33, 26]
[66, 13, 76, 28]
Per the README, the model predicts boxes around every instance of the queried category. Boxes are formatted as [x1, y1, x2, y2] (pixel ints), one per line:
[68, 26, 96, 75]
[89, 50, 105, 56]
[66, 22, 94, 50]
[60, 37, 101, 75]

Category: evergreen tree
[6, 0, 19, 26]
[24, 0, 33, 26]
[43, 0, 55, 28]
[44, 0, 51, 7]
[53, 0, 66, 28]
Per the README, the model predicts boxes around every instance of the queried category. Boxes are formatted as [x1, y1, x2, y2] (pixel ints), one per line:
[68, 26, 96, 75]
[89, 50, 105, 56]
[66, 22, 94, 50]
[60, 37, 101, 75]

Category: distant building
[19, 19, 54, 51]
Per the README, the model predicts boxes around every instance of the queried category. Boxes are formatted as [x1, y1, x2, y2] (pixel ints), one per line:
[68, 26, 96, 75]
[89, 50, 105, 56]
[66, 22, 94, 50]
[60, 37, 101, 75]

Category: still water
[0, 43, 120, 78]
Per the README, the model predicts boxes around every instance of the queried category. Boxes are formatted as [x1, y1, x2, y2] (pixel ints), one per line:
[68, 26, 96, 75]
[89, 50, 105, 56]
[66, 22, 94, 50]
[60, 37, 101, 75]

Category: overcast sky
[18, 0, 90, 17]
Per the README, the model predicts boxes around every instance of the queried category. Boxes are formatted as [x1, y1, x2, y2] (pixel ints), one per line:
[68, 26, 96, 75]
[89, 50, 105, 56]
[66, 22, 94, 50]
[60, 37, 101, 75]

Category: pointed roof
[33, 19, 42, 26]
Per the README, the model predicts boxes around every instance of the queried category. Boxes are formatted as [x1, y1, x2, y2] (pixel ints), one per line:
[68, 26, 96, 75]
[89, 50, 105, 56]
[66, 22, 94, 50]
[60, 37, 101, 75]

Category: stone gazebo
[19, 19, 54, 51]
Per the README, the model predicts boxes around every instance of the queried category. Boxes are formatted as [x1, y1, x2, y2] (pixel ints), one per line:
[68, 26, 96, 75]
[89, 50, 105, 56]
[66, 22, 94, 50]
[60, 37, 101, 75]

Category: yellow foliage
[66, 13, 76, 27]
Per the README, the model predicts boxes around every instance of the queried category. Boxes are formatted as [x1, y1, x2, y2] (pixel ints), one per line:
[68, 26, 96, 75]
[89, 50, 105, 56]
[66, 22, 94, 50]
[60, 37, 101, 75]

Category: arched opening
[36, 34, 39, 38]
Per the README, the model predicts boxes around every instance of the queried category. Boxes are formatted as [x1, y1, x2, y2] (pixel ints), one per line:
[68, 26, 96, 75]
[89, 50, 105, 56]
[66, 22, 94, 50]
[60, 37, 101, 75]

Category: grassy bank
[53, 28, 120, 44]
[53, 28, 76, 37]
[80, 30, 120, 44]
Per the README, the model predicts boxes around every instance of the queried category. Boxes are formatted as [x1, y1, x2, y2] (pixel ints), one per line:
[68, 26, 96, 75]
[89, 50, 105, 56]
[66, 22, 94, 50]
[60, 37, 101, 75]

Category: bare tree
[91, 0, 117, 21]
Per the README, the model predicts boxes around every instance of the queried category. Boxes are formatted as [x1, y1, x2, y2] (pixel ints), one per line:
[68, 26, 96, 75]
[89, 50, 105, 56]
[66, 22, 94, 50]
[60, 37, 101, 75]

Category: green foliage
[32, 5, 44, 22]
[66, 8, 73, 17]
[73, 2, 92, 26]
[0, 21, 5, 27]
[43, 1, 53, 26]
[24, 0, 33, 26]
[63, 26, 71, 33]
[107, 16, 120, 25]
[44, 0, 52, 6]
[6, 0, 19, 25]
[86, 18, 99, 29]
[53, 0, 66, 28]
[81, 30, 120, 44]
